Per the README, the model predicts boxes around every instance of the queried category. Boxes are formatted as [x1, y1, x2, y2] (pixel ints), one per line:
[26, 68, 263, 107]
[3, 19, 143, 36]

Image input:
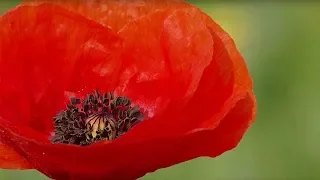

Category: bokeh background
[1, 0, 320, 179]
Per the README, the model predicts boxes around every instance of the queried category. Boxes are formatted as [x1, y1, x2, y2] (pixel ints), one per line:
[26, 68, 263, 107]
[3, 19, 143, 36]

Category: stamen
[51, 90, 143, 146]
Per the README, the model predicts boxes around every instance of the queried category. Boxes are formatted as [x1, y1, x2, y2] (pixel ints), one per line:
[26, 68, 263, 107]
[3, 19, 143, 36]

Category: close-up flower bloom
[0, 0, 256, 179]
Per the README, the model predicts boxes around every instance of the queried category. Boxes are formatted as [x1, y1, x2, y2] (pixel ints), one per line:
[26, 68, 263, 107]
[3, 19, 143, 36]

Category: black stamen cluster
[51, 90, 143, 146]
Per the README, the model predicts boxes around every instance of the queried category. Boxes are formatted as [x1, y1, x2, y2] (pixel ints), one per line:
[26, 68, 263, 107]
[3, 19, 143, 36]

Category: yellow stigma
[85, 114, 116, 141]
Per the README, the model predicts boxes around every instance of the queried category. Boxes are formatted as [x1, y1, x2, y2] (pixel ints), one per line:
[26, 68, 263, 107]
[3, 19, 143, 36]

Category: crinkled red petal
[115, 7, 213, 119]
[26, 0, 189, 32]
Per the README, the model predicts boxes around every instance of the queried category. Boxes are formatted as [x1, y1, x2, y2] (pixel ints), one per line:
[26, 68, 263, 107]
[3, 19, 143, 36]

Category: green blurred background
[1, 1, 320, 179]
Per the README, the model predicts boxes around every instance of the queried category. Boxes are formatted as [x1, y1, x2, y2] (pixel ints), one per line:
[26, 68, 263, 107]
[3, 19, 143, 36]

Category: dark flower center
[51, 90, 143, 146]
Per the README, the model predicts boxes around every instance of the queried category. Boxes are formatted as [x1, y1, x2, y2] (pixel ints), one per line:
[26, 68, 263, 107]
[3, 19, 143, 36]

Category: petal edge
[0, 143, 31, 169]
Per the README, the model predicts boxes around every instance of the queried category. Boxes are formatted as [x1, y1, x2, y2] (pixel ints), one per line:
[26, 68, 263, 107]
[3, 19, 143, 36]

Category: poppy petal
[0, 143, 31, 169]
[26, 0, 189, 32]
[115, 7, 213, 118]
[204, 13, 253, 91]
[110, 4, 256, 161]
[0, 3, 122, 135]
[172, 11, 255, 132]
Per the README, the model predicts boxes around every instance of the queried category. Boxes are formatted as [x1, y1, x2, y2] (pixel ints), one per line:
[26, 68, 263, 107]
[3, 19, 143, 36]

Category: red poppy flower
[0, 0, 256, 179]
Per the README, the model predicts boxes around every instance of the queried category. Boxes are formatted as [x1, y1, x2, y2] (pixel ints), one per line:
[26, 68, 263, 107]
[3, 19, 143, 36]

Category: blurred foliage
[1, 1, 320, 180]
